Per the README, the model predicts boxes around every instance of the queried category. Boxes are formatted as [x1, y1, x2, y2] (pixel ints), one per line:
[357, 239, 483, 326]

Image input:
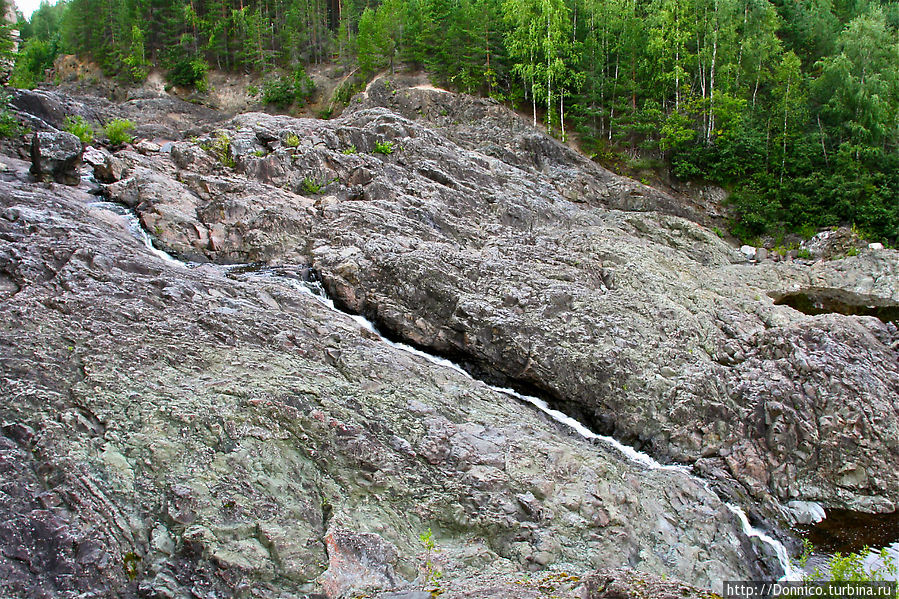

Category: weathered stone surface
[135, 139, 161, 154]
[320, 528, 400, 598]
[0, 169, 770, 596]
[2, 76, 898, 597]
[30, 130, 83, 185]
[581, 568, 720, 599]
[84, 145, 128, 182]
[107, 77, 898, 515]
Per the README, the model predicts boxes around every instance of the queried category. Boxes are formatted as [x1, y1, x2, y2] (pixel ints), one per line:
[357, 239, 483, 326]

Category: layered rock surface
[2, 78, 898, 597]
[0, 156, 768, 597]
[88, 77, 899, 515]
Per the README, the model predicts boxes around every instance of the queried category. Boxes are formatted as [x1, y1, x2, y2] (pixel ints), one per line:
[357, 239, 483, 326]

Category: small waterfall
[89, 201, 184, 266]
[96, 202, 799, 582]
[727, 504, 798, 579]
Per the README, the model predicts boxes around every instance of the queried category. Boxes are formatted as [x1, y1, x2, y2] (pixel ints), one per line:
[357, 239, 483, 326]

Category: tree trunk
[708, 0, 718, 141]
[780, 80, 790, 185]
[560, 94, 565, 140]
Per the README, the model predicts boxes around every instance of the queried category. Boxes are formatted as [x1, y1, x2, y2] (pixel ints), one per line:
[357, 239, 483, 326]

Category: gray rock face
[0, 167, 772, 596]
[100, 77, 899, 516]
[2, 78, 898, 597]
[84, 145, 128, 182]
[30, 130, 83, 184]
[582, 568, 720, 599]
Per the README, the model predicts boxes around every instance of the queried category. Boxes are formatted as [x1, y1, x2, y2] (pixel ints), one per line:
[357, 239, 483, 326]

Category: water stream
[231, 266, 802, 579]
[99, 201, 809, 579]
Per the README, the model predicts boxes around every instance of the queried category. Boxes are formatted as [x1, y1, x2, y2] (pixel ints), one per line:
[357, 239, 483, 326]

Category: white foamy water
[90, 202, 183, 266]
[727, 504, 799, 579]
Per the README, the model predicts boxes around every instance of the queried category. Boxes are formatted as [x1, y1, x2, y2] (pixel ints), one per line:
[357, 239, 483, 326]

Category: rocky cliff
[1, 77, 897, 598]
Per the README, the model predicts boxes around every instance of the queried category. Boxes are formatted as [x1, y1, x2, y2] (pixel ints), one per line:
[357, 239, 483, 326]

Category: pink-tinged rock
[319, 527, 401, 598]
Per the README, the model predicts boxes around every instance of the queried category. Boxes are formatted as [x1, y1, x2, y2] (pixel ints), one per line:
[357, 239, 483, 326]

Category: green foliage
[203, 132, 236, 167]
[261, 68, 315, 109]
[10, 36, 59, 89]
[355, 0, 404, 75]
[0, 93, 23, 138]
[373, 140, 394, 155]
[64, 115, 95, 144]
[798, 223, 819, 240]
[284, 133, 300, 147]
[17, 0, 899, 244]
[167, 58, 209, 91]
[0, 110, 21, 138]
[122, 551, 141, 581]
[121, 25, 150, 82]
[419, 528, 442, 593]
[342, 145, 357, 155]
[804, 546, 898, 583]
[301, 177, 323, 194]
[104, 119, 135, 146]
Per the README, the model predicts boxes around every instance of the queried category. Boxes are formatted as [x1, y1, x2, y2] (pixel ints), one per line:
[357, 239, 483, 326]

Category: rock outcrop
[90, 77, 899, 516]
[2, 76, 898, 597]
[0, 154, 772, 597]
[30, 130, 83, 184]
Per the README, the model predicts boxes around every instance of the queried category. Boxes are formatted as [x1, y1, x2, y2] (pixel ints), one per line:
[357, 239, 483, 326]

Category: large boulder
[30, 130, 83, 185]
[83, 145, 128, 182]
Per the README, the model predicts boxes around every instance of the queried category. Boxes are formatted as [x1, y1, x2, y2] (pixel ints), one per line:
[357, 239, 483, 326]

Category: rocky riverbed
[1, 77, 897, 598]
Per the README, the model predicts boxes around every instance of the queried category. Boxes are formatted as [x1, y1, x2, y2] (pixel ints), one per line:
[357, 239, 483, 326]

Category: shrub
[419, 528, 442, 592]
[261, 68, 315, 109]
[798, 223, 818, 240]
[301, 177, 322, 194]
[284, 133, 300, 148]
[342, 145, 357, 155]
[804, 545, 897, 583]
[373, 140, 394, 155]
[0, 93, 23, 138]
[9, 37, 59, 89]
[332, 78, 366, 106]
[64, 115, 94, 144]
[166, 58, 209, 92]
[203, 132, 235, 168]
[0, 110, 21, 137]
[104, 118, 135, 146]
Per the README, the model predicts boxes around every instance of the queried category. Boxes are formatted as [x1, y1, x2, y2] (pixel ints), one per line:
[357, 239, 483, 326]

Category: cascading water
[98, 202, 800, 580]
[89, 201, 184, 266]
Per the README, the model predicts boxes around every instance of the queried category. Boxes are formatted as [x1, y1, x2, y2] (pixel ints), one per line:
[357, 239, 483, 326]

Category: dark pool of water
[800, 509, 899, 555]
[774, 293, 899, 324]
[796, 509, 899, 580]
